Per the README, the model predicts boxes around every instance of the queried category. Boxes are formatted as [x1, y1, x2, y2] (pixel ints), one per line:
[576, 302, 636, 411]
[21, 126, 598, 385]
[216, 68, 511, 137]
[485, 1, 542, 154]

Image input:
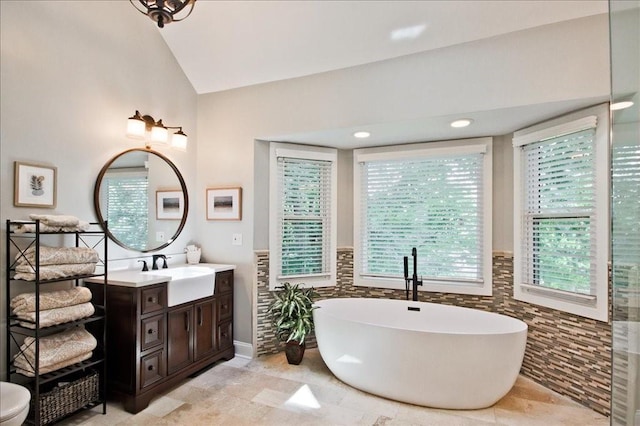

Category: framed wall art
[14, 161, 57, 208]
[156, 190, 184, 220]
[207, 187, 242, 220]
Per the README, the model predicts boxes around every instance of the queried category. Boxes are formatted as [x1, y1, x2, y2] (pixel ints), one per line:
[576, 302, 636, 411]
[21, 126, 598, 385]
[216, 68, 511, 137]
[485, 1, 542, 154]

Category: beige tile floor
[59, 349, 609, 425]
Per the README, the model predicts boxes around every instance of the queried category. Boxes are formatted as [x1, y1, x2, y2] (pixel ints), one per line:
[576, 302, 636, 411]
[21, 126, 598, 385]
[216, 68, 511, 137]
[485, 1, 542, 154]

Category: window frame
[269, 142, 337, 290]
[353, 138, 493, 296]
[513, 105, 609, 321]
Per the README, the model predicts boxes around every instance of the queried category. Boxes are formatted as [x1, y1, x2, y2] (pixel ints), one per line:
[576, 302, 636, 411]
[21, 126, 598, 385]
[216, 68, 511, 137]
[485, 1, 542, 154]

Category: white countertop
[87, 263, 236, 288]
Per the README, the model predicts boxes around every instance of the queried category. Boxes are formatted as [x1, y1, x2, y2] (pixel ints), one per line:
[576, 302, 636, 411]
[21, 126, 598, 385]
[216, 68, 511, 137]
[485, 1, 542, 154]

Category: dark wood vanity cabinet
[86, 269, 234, 414]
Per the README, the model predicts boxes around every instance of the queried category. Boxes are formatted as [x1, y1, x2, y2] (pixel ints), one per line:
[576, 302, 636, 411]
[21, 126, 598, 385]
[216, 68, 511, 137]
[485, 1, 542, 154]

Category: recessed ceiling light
[353, 131, 371, 139]
[390, 24, 427, 41]
[611, 101, 634, 111]
[450, 119, 473, 128]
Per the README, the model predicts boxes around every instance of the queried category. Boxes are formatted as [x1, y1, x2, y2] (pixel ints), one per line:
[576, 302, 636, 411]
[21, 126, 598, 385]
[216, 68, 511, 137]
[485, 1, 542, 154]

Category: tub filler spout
[403, 247, 422, 301]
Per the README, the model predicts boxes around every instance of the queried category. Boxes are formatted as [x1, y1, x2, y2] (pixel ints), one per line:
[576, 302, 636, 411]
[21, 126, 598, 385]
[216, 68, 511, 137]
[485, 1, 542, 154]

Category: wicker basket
[29, 370, 99, 425]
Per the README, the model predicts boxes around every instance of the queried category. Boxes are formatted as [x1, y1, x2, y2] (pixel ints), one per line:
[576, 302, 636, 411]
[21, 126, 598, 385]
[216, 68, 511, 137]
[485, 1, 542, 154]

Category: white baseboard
[234, 340, 254, 359]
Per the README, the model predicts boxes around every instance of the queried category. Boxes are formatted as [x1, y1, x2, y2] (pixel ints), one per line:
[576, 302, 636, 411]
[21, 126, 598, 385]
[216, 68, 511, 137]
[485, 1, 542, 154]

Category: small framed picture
[156, 190, 184, 220]
[207, 187, 242, 220]
[14, 161, 57, 208]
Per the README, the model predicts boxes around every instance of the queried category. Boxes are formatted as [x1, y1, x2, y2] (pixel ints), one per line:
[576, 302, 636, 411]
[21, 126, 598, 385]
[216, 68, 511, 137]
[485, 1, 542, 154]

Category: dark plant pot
[284, 341, 305, 365]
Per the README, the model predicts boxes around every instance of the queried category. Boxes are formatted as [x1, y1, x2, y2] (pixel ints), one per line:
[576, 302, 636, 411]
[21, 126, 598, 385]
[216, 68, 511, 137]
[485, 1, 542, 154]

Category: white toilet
[0, 382, 30, 426]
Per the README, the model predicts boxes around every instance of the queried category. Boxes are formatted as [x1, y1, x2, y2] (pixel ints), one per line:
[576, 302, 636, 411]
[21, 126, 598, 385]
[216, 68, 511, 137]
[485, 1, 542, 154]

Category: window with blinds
[103, 172, 149, 251]
[612, 141, 640, 269]
[353, 140, 493, 295]
[513, 107, 609, 321]
[269, 144, 337, 289]
[521, 128, 595, 295]
[278, 157, 332, 277]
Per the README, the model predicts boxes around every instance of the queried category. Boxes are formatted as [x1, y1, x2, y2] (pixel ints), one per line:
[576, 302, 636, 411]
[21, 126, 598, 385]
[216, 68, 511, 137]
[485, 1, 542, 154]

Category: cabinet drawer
[218, 294, 233, 322]
[140, 349, 165, 389]
[140, 314, 165, 352]
[217, 320, 233, 352]
[141, 286, 165, 314]
[215, 270, 233, 294]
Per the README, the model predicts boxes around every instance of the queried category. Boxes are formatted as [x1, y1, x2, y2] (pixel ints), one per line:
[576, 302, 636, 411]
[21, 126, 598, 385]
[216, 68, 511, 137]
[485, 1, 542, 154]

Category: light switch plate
[232, 233, 242, 246]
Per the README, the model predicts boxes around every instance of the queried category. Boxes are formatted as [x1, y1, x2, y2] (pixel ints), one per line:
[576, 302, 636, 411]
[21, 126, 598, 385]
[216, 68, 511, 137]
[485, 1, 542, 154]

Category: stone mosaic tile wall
[255, 249, 612, 416]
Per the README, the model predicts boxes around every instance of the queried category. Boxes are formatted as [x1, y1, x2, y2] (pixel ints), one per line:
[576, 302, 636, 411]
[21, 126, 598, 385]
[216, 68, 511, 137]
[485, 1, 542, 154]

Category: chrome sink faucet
[403, 247, 423, 301]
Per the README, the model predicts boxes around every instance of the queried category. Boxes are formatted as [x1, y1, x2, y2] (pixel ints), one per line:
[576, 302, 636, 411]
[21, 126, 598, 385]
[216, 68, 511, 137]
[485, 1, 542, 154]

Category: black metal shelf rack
[5, 219, 108, 425]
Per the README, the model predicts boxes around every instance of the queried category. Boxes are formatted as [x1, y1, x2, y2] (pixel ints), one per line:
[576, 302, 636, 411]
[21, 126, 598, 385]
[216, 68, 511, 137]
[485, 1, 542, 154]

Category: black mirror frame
[93, 147, 189, 253]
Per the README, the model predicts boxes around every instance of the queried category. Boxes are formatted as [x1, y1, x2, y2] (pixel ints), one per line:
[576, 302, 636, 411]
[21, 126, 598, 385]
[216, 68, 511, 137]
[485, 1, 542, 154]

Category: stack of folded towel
[13, 326, 97, 376]
[14, 245, 99, 281]
[11, 214, 90, 233]
[10, 287, 94, 329]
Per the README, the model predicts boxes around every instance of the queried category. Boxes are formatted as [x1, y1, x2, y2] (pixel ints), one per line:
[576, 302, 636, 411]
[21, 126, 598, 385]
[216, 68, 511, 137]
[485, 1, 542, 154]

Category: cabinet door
[167, 306, 193, 374]
[194, 299, 216, 361]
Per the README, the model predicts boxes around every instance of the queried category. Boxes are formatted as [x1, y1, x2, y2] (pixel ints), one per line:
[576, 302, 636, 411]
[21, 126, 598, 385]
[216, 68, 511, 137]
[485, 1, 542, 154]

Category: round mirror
[94, 148, 189, 252]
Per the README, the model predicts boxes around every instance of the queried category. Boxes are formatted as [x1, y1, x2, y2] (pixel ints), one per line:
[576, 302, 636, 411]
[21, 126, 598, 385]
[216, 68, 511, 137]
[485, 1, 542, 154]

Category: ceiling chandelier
[129, 0, 197, 28]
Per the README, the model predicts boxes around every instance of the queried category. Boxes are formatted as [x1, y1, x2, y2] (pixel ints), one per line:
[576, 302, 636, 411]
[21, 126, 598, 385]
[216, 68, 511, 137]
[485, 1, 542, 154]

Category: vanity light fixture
[126, 110, 188, 150]
[450, 118, 473, 128]
[129, 0, 197, 28]
[353, 131, 371, 139]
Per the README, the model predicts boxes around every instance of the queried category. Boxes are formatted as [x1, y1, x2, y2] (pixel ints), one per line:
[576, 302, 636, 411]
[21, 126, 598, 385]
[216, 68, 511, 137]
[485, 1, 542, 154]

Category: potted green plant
[267, 282, 318, 365]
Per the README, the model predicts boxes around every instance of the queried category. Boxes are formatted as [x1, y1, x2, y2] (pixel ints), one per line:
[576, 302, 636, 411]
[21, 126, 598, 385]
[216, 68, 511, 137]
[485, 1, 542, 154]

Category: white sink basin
[144, 266, 215, 307]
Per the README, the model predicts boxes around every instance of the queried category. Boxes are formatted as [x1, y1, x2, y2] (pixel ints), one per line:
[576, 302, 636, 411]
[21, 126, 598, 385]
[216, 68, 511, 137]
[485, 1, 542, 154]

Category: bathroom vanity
[86, 264, 235, 413]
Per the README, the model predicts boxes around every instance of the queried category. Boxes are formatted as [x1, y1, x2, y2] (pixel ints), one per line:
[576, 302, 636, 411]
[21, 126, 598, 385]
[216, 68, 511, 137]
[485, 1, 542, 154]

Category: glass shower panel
[611, 1, 640, 424]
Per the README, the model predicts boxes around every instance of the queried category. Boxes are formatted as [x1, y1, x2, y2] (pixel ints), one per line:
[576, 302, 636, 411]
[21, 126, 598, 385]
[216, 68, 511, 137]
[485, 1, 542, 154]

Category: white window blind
[104, 173, 148, 251]
[514, 106, 609, 322]
[612, 141, 640, 268]
[520, 128, 596, 295]
[277, 156, 332, 279]
[359, 152, 485, 284]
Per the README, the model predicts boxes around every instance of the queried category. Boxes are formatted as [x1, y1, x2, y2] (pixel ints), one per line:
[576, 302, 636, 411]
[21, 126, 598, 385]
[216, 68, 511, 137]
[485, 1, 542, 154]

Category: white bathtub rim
[313, 297, 528, 336]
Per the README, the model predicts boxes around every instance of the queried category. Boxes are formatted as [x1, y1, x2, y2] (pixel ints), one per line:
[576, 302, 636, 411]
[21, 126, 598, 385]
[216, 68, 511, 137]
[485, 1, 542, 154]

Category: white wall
[0, 2, 609, 358]
[198, 14, 609, 346]
[0, 1, 198, 378]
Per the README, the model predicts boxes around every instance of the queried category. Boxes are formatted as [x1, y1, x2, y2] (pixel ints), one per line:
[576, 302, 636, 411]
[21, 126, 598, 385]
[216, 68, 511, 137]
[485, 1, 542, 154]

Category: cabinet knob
[147, 328, 155, 335]
[148, 365, 154, 371]
[148, 297, 156, 303]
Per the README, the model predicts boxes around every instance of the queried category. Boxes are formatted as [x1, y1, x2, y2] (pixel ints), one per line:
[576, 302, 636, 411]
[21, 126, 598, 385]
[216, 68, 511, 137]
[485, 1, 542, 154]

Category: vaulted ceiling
[154, 1, 610, 147]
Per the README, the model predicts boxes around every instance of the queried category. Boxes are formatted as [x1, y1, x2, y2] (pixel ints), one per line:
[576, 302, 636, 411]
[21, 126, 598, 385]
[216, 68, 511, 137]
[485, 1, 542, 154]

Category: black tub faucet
[404, 247, 423, 301]
[152, 254, 167, 270]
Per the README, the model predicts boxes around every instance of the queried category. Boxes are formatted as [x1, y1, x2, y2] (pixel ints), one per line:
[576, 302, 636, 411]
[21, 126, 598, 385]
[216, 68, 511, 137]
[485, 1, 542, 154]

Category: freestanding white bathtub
[313, 298, 528, 409]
